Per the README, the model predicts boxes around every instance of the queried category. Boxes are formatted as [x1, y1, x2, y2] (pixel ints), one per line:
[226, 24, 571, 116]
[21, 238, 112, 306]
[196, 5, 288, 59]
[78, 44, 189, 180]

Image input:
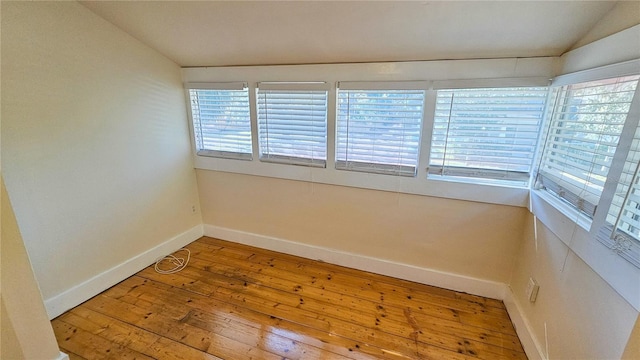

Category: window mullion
[248, 83, 260, 161]
[417, 88, 436, 180]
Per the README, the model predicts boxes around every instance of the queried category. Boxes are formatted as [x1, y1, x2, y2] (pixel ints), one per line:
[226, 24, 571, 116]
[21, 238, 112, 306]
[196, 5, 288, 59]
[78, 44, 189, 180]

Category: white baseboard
[56, 351, 70, 360]
[503, 287, 547, 360]
[203, 224, 507, 300]
[44, 225, 204, 319]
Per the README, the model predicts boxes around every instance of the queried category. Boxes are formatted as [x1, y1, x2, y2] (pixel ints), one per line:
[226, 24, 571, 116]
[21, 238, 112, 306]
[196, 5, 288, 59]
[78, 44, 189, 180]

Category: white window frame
[428, 84, 549, 187]
[185, 82, 253, 160]
[183, 59, 555, 208]
[531, 59, 640, 310]
[335, 81, 427, 177]
[256, 82, 330, 168]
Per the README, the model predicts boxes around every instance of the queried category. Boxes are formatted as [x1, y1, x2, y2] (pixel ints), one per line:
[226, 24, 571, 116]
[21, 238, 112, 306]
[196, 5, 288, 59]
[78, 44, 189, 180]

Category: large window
[429, 87, 548, 185]
[535, 76, 639, 217]
[336, 85, 424, 176]
[256, 83, 328, 167]
[188, 83, 252, 160]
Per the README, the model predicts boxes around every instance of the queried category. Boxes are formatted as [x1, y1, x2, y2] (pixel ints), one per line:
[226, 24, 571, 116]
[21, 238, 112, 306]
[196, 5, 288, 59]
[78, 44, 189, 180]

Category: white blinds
[597, 101, 640, 267]
[536, 76, 639, 217]
[189, 87, 253, 160]
[257, 89, 327, 167]
[336, 89, 424, 176]
[429, 87, 548, 184]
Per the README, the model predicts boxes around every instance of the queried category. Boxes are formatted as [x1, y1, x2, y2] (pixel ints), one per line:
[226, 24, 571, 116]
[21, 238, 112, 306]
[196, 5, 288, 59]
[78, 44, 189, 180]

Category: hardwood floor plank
[190, 239, 511, 318]
[181, 244, 523, 350]
[176, 262, 495, 354]
[198, 237, 508, 311]
[197, 237, 473, 304]
[53, 320, 155, 360]
[81, 295, 285, 360]
[52, 237, 527, 359]
[136, 266, 475, 360]
[110, 276, 408, 360]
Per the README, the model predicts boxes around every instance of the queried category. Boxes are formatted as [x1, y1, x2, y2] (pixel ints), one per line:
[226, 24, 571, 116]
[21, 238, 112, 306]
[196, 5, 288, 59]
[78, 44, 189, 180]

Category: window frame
[183, 60, 556, 208]
[255, 82, 330, 168]
[428, 85, 549, 187]
[530, 59, 640, 310]
[335, 81, 427, 177]
[185, 82, 254, 160]
[534, 76, 639, 218]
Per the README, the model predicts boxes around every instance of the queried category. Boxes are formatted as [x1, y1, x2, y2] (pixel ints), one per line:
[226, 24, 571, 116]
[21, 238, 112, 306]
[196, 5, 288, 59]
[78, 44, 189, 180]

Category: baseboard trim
[203, 224, 507, 300]
[56, 351, 70, 360]
[44, 225, 204, 319]
[503, 287, 547, 360]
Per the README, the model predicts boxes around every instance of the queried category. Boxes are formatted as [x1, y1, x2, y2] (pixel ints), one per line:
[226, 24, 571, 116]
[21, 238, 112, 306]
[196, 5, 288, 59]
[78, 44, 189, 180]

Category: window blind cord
[194, 91, 204, 149]
[441, 92, 455, 174]
[533, 88, 560, 189]
[154, 248, 190, 274]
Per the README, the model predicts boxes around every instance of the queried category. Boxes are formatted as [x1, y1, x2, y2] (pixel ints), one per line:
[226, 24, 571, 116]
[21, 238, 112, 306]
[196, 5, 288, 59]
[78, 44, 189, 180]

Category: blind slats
[537, 75, 639, 217]
[189, 88, 253, 160]
[598, 106, 640, 267]
[257, 89, 327, 166]
[429, 87, 547, 184]
[336, 89, 425, 177]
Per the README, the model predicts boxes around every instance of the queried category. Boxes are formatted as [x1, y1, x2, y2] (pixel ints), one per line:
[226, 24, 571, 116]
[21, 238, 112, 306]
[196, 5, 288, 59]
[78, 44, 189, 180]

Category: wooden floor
[52, 237, 527, 360]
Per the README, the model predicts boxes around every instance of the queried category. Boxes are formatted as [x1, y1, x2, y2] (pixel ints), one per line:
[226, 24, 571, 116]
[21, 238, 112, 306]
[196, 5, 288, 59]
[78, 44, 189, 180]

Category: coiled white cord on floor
[154, 248, 190, 274]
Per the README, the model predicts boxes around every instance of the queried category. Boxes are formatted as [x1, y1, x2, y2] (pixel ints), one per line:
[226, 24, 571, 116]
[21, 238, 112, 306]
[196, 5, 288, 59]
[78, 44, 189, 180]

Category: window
[256, 83, 328, 167]
[188, 83, 253, 160]
[596, 115, 640, 267]
[535, 76, 639, 217]
[336, 85, 424, 176]
[429, 87, 548, 185]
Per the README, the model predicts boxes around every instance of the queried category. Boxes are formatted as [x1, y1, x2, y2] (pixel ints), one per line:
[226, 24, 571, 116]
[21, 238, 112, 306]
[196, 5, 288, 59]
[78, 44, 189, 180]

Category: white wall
[510, 214, 638, 359]
[198, 170, 527, 284]
[1, 1, 201, 316]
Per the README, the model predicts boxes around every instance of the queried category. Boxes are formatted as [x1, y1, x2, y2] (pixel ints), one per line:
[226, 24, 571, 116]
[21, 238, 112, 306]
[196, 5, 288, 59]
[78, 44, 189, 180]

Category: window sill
[530, 190, 640, 311]
[194, 155, 530, 207]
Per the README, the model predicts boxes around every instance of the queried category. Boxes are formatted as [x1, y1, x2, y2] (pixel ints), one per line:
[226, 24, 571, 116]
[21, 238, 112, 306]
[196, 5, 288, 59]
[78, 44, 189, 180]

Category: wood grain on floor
[52, 236, 527, 360]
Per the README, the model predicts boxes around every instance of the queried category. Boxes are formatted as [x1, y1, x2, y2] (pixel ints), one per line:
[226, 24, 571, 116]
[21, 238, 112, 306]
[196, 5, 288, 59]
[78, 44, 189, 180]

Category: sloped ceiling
[81, 1, 619, 67]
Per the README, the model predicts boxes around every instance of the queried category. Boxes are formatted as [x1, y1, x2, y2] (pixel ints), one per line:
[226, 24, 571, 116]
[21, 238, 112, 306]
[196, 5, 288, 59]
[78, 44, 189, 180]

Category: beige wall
[197, 170, 527, 283]
[1, 300, 24, 360]
[623, 316, 640, 359]
[1, 178, 61, 359]
[1, 1, 201, 303]
[510, 213, 639, 359]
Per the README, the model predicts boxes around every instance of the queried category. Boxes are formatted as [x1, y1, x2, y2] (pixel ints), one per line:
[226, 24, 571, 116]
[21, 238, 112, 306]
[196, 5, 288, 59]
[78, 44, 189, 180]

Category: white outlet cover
[526, 277, 540, 302]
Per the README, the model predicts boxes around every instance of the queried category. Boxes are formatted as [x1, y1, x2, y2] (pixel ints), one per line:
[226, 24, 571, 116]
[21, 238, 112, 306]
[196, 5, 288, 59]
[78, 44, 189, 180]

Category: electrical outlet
[526, 277, 540, 302]
[191, 205, 196, 213]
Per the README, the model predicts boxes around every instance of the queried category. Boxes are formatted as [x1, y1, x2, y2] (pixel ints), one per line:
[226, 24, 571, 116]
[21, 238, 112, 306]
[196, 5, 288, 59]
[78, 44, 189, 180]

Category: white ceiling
[81, 1, 619, 67]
